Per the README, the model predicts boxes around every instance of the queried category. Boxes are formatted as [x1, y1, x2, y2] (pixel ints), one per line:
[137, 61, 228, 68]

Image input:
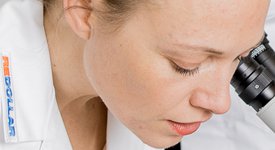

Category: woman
[0, 0, 271, 150]
[44, 0, 270, 149]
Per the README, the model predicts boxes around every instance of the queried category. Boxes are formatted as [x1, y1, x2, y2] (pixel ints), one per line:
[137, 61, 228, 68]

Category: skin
[44, 0, 270, 149]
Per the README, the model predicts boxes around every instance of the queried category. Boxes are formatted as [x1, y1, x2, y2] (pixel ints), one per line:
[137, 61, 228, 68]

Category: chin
[138, 133, 182, 149]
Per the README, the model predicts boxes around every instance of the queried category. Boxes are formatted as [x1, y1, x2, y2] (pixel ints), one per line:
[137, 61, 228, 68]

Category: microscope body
[231, 34, 275, 132]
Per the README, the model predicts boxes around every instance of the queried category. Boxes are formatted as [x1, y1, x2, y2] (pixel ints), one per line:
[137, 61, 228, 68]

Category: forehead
[140, 0, 269, 54]
[150, 0, 267, 19]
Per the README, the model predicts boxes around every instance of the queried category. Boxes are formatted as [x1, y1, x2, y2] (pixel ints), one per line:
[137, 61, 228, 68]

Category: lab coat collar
[0, 0, 55, 143]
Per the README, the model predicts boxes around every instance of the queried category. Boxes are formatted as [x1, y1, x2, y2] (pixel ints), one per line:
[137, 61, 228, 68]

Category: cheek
[83, 40, 192, 123]
[83, 40, 208, 147]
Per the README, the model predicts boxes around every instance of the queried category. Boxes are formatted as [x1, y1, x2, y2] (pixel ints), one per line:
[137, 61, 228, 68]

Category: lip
[168, 120, 201, 136]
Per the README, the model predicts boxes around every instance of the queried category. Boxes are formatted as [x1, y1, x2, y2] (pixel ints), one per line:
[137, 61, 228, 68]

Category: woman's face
[83, 0, 270, 148]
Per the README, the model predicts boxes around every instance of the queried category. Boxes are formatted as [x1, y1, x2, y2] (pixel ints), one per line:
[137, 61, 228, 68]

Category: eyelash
[170, 61, 199, 76]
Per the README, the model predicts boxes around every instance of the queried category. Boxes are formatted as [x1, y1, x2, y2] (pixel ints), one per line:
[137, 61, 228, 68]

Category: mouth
[167, 120, 202, 136]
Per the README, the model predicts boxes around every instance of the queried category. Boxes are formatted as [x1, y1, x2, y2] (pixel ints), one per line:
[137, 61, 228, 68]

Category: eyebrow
[164, 35, 265, 57]
[184, 45, 224, 55]
[163, 43, 224, 57]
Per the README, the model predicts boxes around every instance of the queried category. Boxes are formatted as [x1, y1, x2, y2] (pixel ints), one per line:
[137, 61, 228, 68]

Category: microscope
[231, 33, 275, 132]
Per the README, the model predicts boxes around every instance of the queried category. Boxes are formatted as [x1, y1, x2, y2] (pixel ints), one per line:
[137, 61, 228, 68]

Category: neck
[43, 6, 98, 110]
[44, 6, 107, 150]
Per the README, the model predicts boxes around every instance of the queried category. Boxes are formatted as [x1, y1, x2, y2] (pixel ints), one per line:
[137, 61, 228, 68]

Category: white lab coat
[0, 0, 72, 149]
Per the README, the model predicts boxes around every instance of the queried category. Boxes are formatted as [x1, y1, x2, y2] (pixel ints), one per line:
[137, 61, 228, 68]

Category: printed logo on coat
[0, 52, 18, 143]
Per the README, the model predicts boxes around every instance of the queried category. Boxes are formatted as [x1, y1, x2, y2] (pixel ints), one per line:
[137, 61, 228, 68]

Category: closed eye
[170, 61, 199, 76]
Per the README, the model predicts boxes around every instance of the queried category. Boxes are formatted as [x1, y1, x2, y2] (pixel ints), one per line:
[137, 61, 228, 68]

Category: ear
[63, 0, 93, 40]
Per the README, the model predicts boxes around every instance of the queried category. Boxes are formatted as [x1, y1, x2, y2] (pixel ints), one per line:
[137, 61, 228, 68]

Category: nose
[189, 67, 232, 114]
